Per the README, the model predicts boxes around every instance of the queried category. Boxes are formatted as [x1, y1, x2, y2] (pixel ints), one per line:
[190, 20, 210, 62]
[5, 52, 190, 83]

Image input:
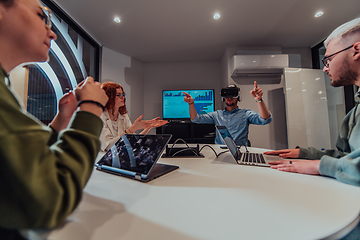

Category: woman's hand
[269, 160, 321, 175]
[148, 117, 168, 128]
[74, 77, 108, 117]
[129, 116, 168, 133]
[49, 91, 78, 132]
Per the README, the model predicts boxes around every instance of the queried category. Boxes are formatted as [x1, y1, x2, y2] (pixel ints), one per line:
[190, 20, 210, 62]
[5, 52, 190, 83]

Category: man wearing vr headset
[183, 81, 271, 146]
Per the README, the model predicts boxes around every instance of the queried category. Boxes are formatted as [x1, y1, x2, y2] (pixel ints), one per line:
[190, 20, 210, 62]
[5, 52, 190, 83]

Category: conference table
[29, 145, 360, 240]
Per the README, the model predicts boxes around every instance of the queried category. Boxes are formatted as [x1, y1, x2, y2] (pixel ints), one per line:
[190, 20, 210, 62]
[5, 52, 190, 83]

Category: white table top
[30, 145, 360, 240]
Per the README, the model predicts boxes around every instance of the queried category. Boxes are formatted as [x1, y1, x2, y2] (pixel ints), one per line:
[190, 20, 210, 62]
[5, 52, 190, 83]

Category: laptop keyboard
[242, 153, 266, 164]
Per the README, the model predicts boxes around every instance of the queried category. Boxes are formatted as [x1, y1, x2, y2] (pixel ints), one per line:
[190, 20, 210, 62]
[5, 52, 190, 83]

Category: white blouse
[99, 109, 132, 152]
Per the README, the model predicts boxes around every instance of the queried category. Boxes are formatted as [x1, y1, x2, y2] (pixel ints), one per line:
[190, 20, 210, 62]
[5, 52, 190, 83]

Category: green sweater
[298, 92, 360, 186]
[0, 68, 103, 237]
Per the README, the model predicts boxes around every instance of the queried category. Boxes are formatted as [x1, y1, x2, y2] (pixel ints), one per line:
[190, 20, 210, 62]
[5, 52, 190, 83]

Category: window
[24, 0, 101, 125]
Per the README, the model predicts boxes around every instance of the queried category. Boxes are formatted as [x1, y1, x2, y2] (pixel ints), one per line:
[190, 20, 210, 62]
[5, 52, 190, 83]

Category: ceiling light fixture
[213, 13, 220, 20]
[315, 11, 323, 18]
[114, 17, 121, 23]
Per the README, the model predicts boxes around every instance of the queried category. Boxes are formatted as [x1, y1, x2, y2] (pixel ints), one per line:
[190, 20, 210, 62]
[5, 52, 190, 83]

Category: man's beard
[226, 101, 237, 107]
[331, 58, 358, 87]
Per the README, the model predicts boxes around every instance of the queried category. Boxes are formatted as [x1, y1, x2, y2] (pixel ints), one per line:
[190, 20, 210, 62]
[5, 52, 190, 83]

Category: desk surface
[32, 145, 360, 240]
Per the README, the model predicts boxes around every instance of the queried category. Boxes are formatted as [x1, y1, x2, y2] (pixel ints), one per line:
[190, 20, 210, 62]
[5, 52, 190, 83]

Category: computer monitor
[162, 89, 215, 120]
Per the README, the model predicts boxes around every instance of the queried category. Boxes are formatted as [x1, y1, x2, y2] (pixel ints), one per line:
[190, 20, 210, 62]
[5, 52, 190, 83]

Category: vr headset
[221, 84, 241, 101]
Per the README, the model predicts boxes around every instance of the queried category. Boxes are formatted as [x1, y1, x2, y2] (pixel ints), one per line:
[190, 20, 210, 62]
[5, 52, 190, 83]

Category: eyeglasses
[116, 93, 126, 98]
[20, 0, 52, 28]
[322, 44, 353, 68]
[38, 5, 52, 29]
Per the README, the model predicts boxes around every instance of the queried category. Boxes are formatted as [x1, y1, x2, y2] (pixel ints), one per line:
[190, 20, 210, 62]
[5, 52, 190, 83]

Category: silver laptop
[216, 125, 281, 167]
[95, 134, 179, 182]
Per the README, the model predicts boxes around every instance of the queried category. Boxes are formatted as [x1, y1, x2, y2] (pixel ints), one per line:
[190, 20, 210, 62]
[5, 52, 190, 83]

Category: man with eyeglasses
[265, 18, 360, 188]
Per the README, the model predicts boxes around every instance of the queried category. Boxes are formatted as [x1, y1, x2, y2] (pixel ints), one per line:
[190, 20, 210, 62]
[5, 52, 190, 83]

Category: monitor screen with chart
[162, 89, 215, 119]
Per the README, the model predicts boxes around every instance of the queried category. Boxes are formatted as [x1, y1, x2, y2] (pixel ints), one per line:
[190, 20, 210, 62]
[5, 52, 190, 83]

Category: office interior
[5, 1, 360, 239]
[9, 0, 360, 151]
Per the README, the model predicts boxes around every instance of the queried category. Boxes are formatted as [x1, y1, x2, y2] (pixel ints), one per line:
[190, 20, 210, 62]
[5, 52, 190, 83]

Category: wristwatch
[255, 98, 263, 103]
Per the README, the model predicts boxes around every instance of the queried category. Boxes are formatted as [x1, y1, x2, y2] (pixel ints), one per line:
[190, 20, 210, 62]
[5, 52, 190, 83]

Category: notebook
[95, 134, 179, 182]
[216, 125, 281, 167]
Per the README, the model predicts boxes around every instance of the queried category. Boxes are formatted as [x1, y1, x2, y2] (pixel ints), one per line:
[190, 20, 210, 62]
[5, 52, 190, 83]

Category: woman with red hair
[100, 82, 167, 152]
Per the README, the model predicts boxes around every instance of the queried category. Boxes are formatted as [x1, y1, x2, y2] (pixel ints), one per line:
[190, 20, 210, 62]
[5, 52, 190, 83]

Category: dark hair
[0, 0, 15, 7]
[227, 84, 240, 92]
[101, 82, 128, 116]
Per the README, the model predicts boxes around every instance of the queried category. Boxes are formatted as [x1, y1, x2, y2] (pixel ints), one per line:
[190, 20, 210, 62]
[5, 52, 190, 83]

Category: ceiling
[52, 0, 360, 63]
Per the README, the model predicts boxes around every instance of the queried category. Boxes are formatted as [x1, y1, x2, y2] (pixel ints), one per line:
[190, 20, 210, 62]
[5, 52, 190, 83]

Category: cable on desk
[170, 138, 191, 149]
[169, 138, 200, 157]
[199, 145, 229, 158]
[171, 148, 199, 157]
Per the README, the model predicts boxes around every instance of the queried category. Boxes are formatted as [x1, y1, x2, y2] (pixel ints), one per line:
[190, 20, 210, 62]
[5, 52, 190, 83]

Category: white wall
[143, 61, 222, 122]
[220, 46, 312, 150]
[282, 48, 313, 69]
[101, 47, 144, 121]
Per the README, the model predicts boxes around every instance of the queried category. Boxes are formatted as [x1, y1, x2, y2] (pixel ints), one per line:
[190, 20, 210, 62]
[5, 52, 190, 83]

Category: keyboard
[241, 152, 266, 164]
[168, 120, 188, 123]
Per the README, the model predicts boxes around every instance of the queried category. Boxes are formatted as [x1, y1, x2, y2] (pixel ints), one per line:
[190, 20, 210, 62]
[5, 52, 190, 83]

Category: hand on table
[268, 159, 321, 175]
[264, 148, 300, 158]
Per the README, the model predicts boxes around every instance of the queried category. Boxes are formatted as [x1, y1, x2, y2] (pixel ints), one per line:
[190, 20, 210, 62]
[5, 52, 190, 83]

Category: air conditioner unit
[230, 55, 289, 78]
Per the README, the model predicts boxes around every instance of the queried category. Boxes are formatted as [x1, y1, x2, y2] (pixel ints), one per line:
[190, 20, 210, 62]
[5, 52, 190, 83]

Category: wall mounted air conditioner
[230, 55, 289, 78]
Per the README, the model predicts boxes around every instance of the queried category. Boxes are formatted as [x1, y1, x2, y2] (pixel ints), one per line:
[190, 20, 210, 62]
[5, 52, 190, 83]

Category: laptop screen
[97, 134, 171, 175]
[215, 126, 241, 159]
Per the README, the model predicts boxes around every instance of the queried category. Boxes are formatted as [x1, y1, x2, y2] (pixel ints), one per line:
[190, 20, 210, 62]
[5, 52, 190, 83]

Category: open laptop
[216, 125, 281, 167]
[95, 134, 179, 182]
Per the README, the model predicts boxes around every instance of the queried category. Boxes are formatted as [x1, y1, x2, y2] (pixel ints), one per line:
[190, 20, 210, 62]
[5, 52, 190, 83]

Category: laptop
[216, 125, 281, 167]
[95, 134, 179, 182]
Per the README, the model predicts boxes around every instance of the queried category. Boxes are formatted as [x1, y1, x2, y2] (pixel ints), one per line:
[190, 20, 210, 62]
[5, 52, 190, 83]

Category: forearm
[49, 112, 70, 132]
[319, 148, 360, 186]
[188, 102, 197, 120]
[299, 147, 345, 160]
[0, 111, 103, 229]
[140, 128, 151, 134]
[257, 101, 271, 119]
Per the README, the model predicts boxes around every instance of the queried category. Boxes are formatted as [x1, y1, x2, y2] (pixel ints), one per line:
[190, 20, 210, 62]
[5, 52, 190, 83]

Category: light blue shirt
[192, 107, 272, 146]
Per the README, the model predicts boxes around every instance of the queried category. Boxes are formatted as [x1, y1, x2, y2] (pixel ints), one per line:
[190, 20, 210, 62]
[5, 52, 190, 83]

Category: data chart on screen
[163, 89, 215, 119]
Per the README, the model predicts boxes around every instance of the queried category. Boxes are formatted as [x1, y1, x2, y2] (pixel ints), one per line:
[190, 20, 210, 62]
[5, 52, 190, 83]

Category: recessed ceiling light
[114, 17, 121, 23]
[213, 13, 220, 19]
[315, 11, 323, 18]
